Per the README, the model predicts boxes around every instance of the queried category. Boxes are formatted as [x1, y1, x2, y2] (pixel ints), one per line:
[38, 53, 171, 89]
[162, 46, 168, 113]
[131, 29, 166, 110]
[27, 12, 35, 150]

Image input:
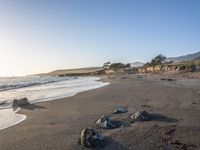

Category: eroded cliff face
[138, 61, 200, 74]
[138, 65, 161, 73]
[139, 66, 161, 73]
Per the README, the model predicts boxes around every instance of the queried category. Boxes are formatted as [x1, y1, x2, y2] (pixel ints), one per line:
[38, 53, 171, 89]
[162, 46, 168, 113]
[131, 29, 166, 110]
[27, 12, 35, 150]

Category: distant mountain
[194, 56, 200, 60]
[130, 62, 145, 67]
[36, 67, 102, 76]
[167, 51, 200, 62]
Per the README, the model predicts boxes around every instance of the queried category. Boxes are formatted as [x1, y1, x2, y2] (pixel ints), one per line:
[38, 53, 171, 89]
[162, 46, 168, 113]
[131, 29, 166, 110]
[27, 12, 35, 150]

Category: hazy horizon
[1, 0, 200, 76]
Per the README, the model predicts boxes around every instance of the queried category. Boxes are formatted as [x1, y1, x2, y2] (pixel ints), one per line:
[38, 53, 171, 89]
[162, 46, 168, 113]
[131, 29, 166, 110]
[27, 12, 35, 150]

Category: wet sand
[0, 75, 200, 150]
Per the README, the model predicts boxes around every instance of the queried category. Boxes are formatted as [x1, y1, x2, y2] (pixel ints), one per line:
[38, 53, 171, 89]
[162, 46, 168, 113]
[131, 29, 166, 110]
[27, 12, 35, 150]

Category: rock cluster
[12, 98, 30, 107]
[130, 110, 150, 122]
[113, 106, 128, 114]
[0, 100, 11, 106]
[79, 128, 105, 148]
[96, 115, 117, 129]
[79, 108, 152, 148]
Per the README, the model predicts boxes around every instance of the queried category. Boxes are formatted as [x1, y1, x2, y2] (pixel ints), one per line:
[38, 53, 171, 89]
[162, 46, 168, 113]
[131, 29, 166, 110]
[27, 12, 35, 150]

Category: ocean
[0, 76, 109, 130]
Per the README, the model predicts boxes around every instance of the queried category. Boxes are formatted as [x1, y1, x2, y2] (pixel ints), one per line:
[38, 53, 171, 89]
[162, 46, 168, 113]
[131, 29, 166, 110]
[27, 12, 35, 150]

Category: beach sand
[0, 75, 200, 150]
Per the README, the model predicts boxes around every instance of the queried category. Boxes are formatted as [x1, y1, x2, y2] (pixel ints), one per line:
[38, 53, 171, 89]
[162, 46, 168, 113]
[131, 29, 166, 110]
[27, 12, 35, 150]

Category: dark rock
[137, 75, 143, 79]
[0, 100, 11, 106]
[160, 78, 176, 81]
[108, 76, 115, 79]
[96, 115, 116, 129]
[79, 128, 105, 147]
[141, 104, 151, 108]
[113, 106, 128, 114]
[130, 110, 150, 122]
[12, 98, 30, 107]
[152, 124, 158, 128]
[120, 77, 128, 79]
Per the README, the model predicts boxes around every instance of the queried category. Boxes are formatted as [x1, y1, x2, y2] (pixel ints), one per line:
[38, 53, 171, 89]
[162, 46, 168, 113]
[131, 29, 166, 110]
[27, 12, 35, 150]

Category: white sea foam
[0, 108, 26, 130]
[0, 76, 109, 130]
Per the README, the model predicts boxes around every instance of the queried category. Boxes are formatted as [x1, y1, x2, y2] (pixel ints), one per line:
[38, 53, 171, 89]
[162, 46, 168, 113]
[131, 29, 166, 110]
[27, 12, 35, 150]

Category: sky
[0, 0, 200, 76]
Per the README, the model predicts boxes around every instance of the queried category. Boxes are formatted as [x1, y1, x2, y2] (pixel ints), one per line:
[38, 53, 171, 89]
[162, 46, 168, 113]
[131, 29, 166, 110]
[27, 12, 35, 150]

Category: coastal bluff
[138, 60, 200, 74]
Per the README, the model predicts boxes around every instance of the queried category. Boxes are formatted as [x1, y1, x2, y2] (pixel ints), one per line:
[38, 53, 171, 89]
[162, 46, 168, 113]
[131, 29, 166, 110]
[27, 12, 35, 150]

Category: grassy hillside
[37, 67, 103, 76]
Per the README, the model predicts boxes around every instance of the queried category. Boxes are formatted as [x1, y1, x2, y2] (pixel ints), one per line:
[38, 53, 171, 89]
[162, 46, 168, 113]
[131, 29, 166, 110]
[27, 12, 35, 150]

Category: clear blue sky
[0, 0, 200, 76]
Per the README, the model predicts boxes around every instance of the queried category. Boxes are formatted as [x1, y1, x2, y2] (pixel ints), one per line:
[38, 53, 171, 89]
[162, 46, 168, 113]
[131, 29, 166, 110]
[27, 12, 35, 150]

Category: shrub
[150, 54, 166, 65]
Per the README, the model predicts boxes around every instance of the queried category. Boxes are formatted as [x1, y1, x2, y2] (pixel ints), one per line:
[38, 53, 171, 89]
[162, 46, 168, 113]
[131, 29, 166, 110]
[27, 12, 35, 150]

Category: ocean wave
[0, 76, 74, 92]
[0, 76, 109, 130]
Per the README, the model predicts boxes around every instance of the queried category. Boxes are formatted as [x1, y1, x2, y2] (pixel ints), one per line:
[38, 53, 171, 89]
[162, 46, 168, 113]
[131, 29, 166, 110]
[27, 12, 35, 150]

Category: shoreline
[0, 75, 200, 149]
[0, 76, 109, 131]
[0, 108, 26, 130]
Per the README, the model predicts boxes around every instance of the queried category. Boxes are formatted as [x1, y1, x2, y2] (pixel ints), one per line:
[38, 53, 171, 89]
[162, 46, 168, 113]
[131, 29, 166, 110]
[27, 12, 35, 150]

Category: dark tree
[103, 62, 111, 69]
[150, 54, 166, 65]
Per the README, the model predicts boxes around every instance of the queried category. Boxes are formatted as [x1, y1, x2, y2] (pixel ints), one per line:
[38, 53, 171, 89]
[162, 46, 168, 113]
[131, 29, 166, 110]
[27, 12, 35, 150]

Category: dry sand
[0, 75, 200, 150]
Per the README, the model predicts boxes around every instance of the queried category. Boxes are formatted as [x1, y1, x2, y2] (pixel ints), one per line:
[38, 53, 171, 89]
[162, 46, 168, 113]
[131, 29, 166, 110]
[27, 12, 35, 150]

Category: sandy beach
[1, 1, 200, 149]
[0, 75, 200, 150]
